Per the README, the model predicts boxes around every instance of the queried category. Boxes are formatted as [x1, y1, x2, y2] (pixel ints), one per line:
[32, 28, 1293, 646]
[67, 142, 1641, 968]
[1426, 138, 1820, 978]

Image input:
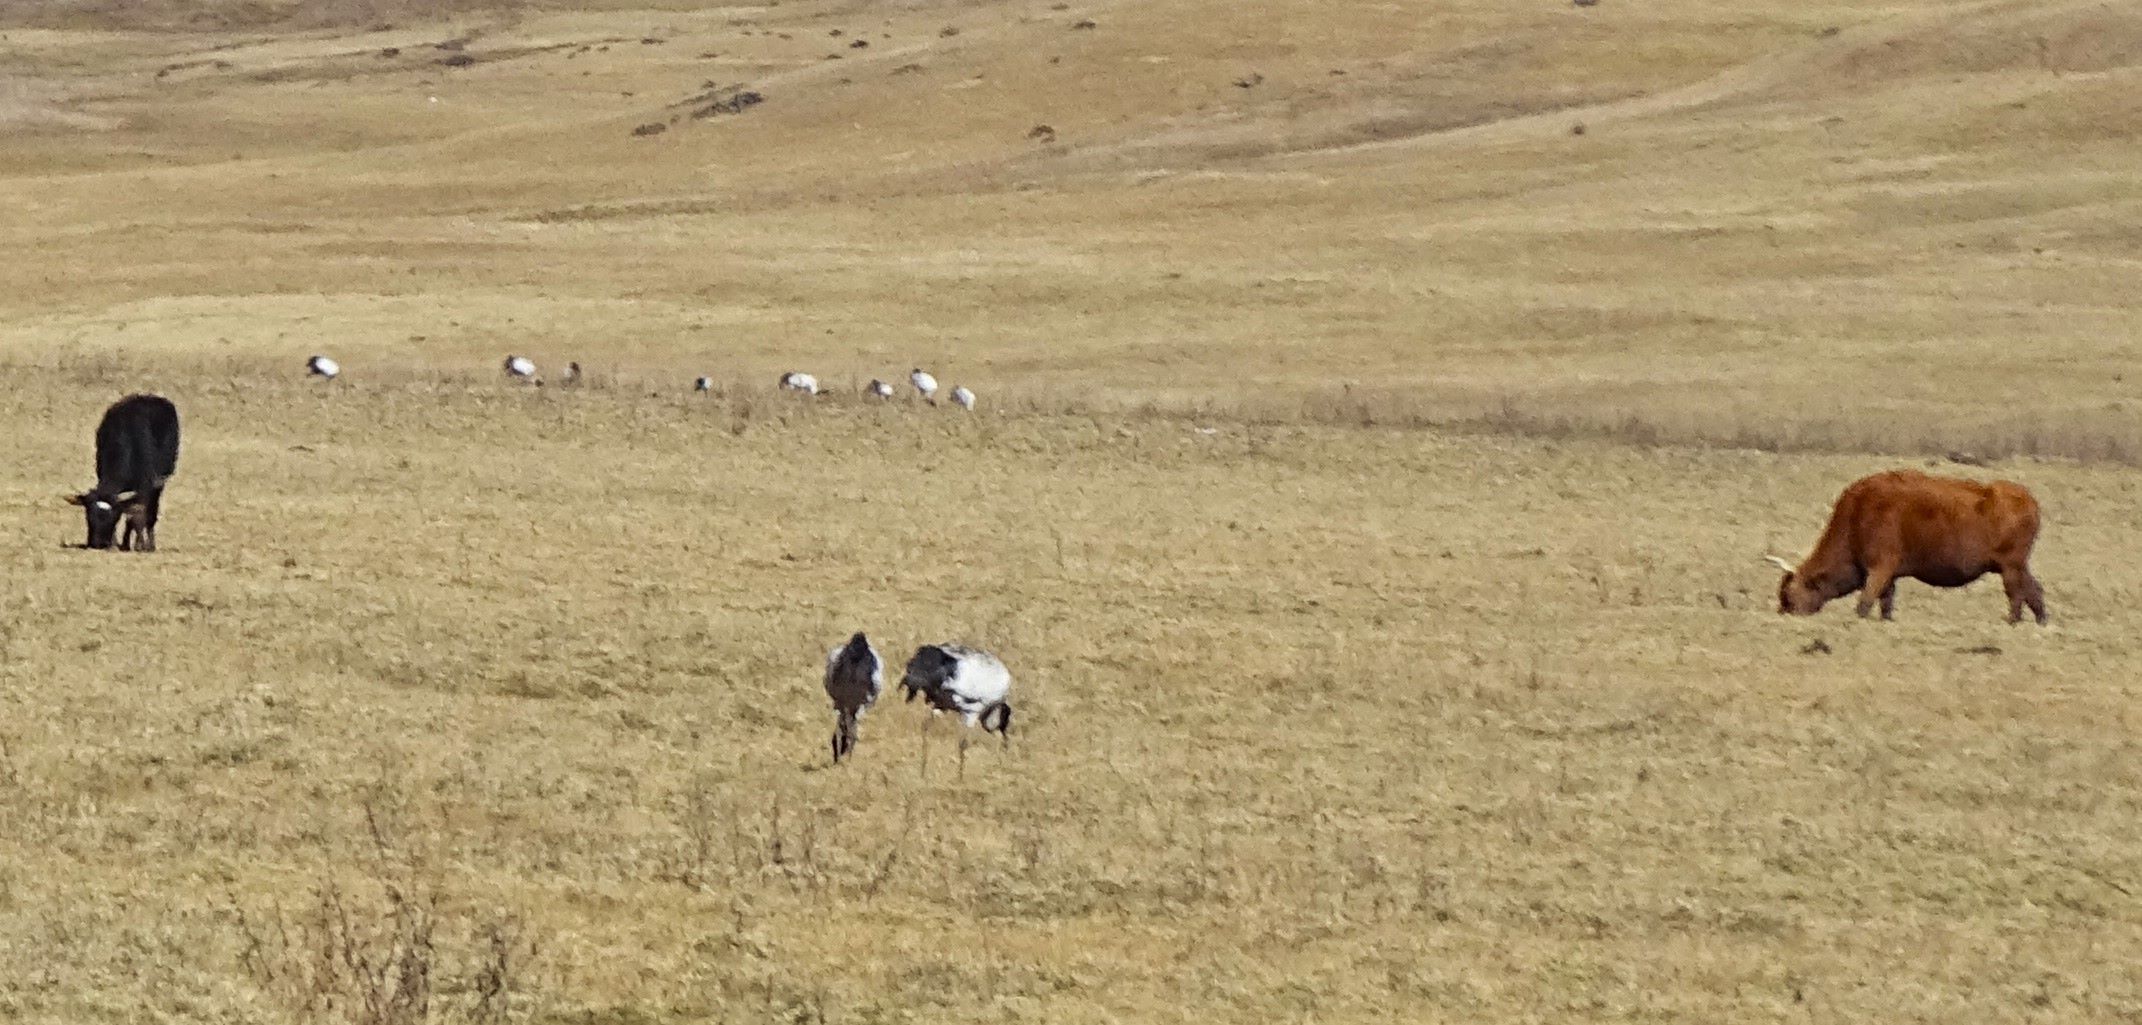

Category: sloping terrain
[3, 0, 2139, 458]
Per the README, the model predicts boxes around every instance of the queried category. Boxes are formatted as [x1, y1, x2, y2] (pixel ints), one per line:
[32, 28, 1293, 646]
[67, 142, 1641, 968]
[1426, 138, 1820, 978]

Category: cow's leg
[1878, 580, 1898, 621]
[2002, 566, 2048, 625]
[142, 489, 161, 553]
[1856, 564, 1897, 619]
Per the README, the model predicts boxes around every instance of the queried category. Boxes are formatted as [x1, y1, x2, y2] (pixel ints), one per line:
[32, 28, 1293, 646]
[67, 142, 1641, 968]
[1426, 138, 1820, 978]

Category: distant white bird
[950, 385, 975, 411]
[867, 379, 895, 400]
[694, 376, 714, 393]
[306, 355, 340, 381]
[561, 361, 582, 386]
[779, 371, 820, 395]
[824, 632, 885, 764]
[503, 355, 538, 382]
[909, 368, 938, 403]
[902, 644, 1013, 771]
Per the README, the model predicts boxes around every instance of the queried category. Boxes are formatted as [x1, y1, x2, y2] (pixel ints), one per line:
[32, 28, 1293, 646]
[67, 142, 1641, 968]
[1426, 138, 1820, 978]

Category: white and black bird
[867, 378, 895, 400]
[503, 354, 538, 382]
[693, 376, 714, 394]
[950, 385, 976, 411]
[305, 355, 340, 381]
[779, 371, 820, 396]
[824, 632, 885, 764]
[561, 361, 582, 386]
[909, 367, 938, 403]
[902, 644, 1013, 770]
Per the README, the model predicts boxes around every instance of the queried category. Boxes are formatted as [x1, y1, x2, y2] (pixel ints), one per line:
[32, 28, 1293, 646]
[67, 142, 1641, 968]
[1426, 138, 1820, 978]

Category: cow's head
[66, 491, 139, 550]
[1767, 554, 1828, 614]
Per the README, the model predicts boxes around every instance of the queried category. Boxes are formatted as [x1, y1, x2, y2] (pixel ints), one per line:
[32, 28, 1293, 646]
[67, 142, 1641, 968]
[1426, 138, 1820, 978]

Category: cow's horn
[1764, 555, 1797, 573]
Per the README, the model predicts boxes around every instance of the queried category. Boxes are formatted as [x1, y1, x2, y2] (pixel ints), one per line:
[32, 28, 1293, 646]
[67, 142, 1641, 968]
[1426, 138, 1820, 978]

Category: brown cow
[1767, 469, 2047, 624]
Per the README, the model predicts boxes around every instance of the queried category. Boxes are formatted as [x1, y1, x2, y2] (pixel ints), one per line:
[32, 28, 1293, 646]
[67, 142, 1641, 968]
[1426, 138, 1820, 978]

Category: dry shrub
[228, 874, 540, 1025]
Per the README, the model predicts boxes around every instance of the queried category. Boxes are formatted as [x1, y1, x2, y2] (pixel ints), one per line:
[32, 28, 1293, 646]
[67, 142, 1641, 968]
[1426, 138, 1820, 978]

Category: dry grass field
[4, 0, 2142, 1022]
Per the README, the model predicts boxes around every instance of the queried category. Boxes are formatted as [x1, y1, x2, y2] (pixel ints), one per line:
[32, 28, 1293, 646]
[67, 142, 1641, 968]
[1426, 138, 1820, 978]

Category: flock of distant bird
[765, 367, 975, 409]
[825, 633, 1013, 769]
[306, 354, 979, 408]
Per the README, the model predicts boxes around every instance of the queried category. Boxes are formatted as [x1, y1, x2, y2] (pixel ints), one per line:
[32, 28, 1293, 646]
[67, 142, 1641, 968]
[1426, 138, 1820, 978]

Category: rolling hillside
[4, 0, 2137, 456]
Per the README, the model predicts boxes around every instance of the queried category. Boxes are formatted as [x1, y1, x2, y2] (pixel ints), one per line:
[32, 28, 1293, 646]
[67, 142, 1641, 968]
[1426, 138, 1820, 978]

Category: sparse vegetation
[228, 872, 540, 1025]
[0, 365, 2136, 1023]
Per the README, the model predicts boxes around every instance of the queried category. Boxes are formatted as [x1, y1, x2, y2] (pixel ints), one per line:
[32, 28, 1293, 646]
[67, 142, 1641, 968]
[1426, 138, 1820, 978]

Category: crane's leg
[919, 714, 934, 780]
[842, 712, 860, 763]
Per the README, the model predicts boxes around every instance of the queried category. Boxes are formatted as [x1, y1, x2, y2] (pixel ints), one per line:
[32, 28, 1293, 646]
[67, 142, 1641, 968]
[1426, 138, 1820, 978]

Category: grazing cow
[67, 394, 181, 552]
[1767, 469, 2046, 624]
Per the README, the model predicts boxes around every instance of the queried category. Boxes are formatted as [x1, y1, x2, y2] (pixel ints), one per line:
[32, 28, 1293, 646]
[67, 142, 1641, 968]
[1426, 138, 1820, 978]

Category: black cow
[67, 394, 181, 552]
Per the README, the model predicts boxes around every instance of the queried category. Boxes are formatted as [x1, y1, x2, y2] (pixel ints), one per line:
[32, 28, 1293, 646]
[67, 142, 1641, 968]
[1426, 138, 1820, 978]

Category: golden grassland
[3, 0, 2141, 1021]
